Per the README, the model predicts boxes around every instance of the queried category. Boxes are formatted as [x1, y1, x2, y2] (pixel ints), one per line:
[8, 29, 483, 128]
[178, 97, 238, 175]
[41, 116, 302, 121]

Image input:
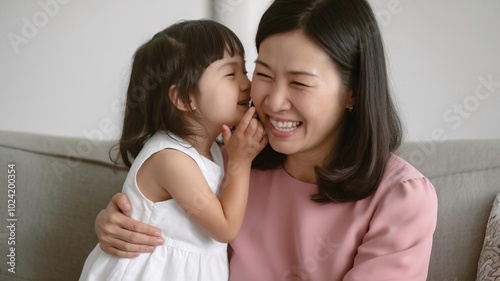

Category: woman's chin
[268, 139, 297, 156]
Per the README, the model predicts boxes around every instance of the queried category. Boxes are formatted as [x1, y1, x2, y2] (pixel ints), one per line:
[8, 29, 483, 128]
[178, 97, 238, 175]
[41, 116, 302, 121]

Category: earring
[193, 106, 196, 110]
[348, 106, 353, 112]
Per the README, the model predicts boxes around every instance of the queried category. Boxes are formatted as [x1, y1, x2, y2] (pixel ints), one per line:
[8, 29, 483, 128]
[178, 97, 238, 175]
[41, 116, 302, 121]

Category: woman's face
[251, 30, 352, 162]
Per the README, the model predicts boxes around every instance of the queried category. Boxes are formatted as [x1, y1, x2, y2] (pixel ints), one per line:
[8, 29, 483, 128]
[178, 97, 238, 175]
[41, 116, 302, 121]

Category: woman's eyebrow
[254, 60, 270, 69]
[289, 71, 319, 78]
[255, 60, 318, 77]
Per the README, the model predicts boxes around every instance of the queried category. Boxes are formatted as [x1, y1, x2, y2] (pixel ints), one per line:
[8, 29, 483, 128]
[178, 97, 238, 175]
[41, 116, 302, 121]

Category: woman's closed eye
[256, 72, 272, 79]
[291, 81, 311, 87]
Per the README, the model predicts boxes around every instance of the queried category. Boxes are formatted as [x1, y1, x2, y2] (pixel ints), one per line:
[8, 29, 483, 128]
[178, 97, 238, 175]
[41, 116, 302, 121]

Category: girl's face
[251, 30, 352, 162]
[196, 52, 251, 131]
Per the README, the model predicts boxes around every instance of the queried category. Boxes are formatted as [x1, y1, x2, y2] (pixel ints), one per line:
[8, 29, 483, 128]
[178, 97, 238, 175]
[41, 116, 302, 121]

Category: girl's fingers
[244, 118, 259, 138]
[233, 107, 256, 134]
[253, 122, 265, 141]
[221, 124, 232, 145]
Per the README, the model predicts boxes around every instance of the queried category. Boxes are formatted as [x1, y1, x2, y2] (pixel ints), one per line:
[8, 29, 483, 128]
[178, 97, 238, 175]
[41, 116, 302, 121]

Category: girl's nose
[240, 75, 251, 92]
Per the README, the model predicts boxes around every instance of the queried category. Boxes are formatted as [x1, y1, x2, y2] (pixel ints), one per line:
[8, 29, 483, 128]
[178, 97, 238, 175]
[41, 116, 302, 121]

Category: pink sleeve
[344, 178, 438, 281]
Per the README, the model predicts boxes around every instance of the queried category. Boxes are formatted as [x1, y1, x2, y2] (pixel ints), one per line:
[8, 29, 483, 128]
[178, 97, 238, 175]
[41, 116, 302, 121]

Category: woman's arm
[95, 192, 164, 258]
[343, 177, 438, 280]
[96, 108, 266, 255]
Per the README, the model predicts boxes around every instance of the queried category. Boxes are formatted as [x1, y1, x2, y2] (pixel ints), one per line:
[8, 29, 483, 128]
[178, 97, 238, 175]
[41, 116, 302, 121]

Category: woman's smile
[269, 117, 302, 134]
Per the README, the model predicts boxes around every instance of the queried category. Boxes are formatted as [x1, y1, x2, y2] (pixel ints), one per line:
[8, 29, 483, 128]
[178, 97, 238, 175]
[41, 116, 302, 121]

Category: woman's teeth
[270, 119, 301, 132]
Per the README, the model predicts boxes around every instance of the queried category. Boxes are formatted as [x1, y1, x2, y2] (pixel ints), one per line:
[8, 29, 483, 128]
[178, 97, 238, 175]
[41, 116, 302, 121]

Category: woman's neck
[283, 132, 339, 184]
[283, 155, 320, 184]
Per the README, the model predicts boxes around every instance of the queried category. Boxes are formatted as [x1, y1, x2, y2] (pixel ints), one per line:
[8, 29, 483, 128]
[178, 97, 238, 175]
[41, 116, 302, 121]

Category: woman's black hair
[113, 19, 244, 168]
[252, 0, 403, 203]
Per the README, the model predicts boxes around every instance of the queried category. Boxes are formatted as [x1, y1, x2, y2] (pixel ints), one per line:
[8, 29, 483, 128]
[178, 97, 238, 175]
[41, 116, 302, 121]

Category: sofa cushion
[398, 139, 500, 281]
[476, 193, 500, 280]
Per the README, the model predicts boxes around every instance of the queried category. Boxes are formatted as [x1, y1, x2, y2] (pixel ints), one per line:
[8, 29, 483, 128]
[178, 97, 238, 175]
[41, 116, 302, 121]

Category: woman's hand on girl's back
[95, 192, 164, 258]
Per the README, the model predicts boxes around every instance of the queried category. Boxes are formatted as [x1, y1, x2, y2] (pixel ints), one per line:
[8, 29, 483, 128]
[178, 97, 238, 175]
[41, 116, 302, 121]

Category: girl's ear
[168, 85, 196, 111]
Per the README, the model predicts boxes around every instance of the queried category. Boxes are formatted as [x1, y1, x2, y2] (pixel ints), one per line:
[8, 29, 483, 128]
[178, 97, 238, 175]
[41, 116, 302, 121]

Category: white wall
[0, 0, 209, 140]
[370, 0, 500, 141]
[2, 0, 499, 142]
[212, 0, 271, 79]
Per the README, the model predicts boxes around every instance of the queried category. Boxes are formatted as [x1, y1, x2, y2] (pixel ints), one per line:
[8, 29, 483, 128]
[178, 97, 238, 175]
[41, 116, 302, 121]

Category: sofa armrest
[0, 131, 127, 281]
[399, 139, 500, 280]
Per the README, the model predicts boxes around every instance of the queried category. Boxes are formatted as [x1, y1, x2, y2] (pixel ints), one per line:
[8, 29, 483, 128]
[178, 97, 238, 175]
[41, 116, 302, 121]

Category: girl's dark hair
[252, 0, 403, 203]
[113, 20, 244, 168]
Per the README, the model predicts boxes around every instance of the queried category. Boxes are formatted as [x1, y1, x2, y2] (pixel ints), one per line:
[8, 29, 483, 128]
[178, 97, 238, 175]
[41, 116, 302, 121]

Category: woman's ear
[344, 89, 355, 110]
[168, 85, 195, 111]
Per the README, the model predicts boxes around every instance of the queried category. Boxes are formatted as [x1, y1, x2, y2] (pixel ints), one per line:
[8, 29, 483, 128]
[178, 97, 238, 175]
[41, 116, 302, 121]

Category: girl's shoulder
[133, 132, 197, 172]
[144, 132, 191, 151]
[141, 132, 198, 161]
[144, 132, 223, 173]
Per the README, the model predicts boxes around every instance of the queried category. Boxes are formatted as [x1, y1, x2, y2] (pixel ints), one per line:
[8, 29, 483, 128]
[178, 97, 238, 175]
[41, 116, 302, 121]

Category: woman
[95, 0, 437, 279]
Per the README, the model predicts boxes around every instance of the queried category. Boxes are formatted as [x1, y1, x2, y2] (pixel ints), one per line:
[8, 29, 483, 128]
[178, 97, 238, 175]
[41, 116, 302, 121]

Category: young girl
[79, 20, 267, 281]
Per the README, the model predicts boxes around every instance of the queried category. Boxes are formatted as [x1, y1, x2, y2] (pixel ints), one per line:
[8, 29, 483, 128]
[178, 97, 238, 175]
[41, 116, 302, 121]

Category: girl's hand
[221, 107, 268, 166]
[95, 192, 164, 258]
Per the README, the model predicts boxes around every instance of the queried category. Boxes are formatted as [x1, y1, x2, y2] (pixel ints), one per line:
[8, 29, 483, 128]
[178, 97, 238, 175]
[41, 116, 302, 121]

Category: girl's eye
[225, 73, 235, 77]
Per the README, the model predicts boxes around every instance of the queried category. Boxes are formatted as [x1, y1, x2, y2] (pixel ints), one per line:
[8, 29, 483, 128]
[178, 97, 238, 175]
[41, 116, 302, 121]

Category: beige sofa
[1, 130, 499, 281]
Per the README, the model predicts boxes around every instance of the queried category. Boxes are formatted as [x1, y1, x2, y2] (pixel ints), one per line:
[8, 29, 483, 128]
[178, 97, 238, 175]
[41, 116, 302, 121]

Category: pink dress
[229, 154, 438, 281]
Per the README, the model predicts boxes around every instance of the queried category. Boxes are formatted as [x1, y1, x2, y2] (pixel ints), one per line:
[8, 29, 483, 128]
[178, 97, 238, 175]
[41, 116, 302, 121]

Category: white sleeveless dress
[79, 132, 228, 281]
